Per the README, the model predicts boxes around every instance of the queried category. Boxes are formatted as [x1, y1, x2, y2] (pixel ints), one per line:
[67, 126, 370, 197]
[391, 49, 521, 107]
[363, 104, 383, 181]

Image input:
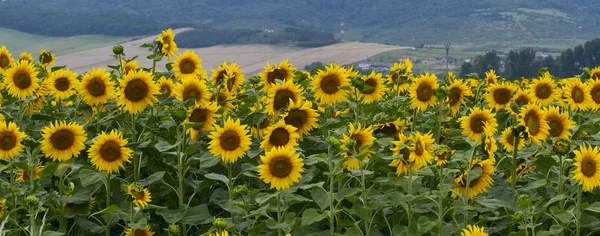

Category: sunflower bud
[538, 68, 549, 78]
[39, 51, 52, 65]
[170, 106, 188, 124]
[112, 45, 124, 56]
[434, 145, 454, 165]
[233, 185, 248, 197]
[168, 224, 181, 235]
[327, 136, 342, 148]
[512, 211, 524, 222]
[213, 217, 228, 230]
[351, 77, 365, 91]
[552, 138, 570, 155]
[249, 76, 262, 85]
[26, 195, 39, 205]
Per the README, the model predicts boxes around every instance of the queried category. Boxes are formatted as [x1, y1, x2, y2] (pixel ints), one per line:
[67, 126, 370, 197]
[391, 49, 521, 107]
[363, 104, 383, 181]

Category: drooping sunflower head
[573, 145, 600, 192]
[387, 58, 412, 89]
[373, 119, 406, 138]
[257, 146, 304, 190]
[591, 66, 600, 80]
[484, 82, 516, 110]
[49, 69, 79, 100]
[0, 199, 6, 218]
[390, 134, 420, 176]
[507, 157, 536, 184]
[282, 100, 319, 139]
[529, 73, 558, 106]
[260, 119, 299, 151]
[210, 61, 245, 92]
[185, 102, 219, 141]
[341, 123, 376, 170]
[460, 225, 488, 236]
[561, 79, 591, 111]
[519, 104, 550, 145]
[174, 50, 203, 79]
[125, 226, 155, 236]
[3, 61, 39, 100]
[260, 59, 297, 90]
[16, 162, 43, 182]
[41, 121, 87, 162]
[88, 130, 132, 173]
[446, 79, 472, 116]
[485, 69, 499, 85]
[311, 64, 350, 105]
[127, 184, 152, 209]
[0, 46, 14, 73]
[266, 79, 304, 116]
[409, 73, 439, 112]
[174, 76, 209, 103]
[208, 117, 252, 164]
[499, 127, 525, 153]
[38, 49, 55, 66]
[157, 76, 175, 98]
[586, 79, 600, 110]
[79, 68, 115, 106]
[452, 159, 495, 199]
[433, 145, 455, 166]
[209, 88, 235, 114]
[155, 28, 178, 60]
[543, 106, 575, 139]
[0, 121, 26, 160]
[18, 52, 33, 65]
[459, 107, 497, 142]
[122, 60, 139, 75]
[117, 70, 160, 114]
[359, 70, 388, 104]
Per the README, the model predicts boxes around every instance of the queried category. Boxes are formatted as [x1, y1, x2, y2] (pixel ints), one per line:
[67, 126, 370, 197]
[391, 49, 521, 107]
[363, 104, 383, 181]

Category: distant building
[535, 51, 549, 61]
[357, 63, 372, 70]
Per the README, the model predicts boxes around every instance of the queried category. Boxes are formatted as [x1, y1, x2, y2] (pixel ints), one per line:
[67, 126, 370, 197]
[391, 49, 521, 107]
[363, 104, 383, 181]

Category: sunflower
[460, 225, 488, 236]
[359, 71, 388, 104]
[16, 162, 43, 182]
[0, 199, 5, 219]
[260, 119, 299, 151]
[174, 76, 209, 103]
[210, 231, 229, 236]
[483, 122, 497, 162]
[544, 106, 575, 139]
[282, 100, 319, 139]
[3, 61, 39, 99]
[48, 69, 78, 100]
[519, 105, 550, 145]
[257, 146, 304, 190]
[484, 82, 516, 110]
[408, 132, 435, 168]
[210, 61, 245, 92]
[39, 49, 55, 66]
[341, 123, 376, 170]
[485, 70, 499, 85]
[79, 68, 115, 106]
[446, 79, 472, 116]
[208, 117, 252, 163]
[390, 134, 419, 176]
[499, 127, 525, 153]
[460, 107, 497, 142]
[155, 28, 178, 60]
[311, 64, 350, 104]
[0, 46, 13, 73]
[573, 145, 600, 192]
[508, 158, 536, 184]
[529, 73, 558, 106]
[117, 70, 160, 114]
[434, 145, 455, 166]
[88, 197, 96, 211]
[125, 226, 154, 236]
[122, 60, 138, 75]
[452, 159, 495, 199]
[265, 79, 304, 116]
[409, 73, 439, 112]
[19, 52, 33, 64]
[587, 79, 600, 110]
[157, 76, 175, 98]
[513, 89, 532, 107]
[260, 60, 297, 90]
[185, 102, 219, 141]
[88, 130, 132, 173]
[387, 58, 412, 93]
[591, 66, 600, 80]
[210, 88, 235, 114]
[173, 50, 203, 79]
[373, 119, 406, 138]
[41, 121, 86, 162]
[127, 184, 152, 208]
[0, 121, 26, 160]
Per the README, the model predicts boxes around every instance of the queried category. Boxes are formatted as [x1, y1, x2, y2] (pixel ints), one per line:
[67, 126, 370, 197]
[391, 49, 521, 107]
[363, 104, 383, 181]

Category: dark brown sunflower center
[268, 69, 287, 84]
[132, 189, 146, 200]
[536, 85, 551, 99]
[524, 111, 540, 135]
[124, 79, 149, 102]
[270, 156, 292, 178]
[273, 89, 296, 111]
[362, 78, 377, 94]
[259, 118, 271, 129]
[582, 157, 596, 177]
[401, 147, 410, 161]
[134, 229, 148, 236]
[216, 71, 227, 86]
[21, 171, 31, 182]
[0, 132, 17, 151]
[269, 128, 290, 147]
[87, 78, 106, 97]
[0, 55, 9, 68]
[219, 131, 240, 151]
[469, 115, 486, 134]
[50, 130, 75, 151]
[572, 87, 585, 103]
[284, 109, 307, 130]
[414, 140, 424, 156]
[506, 132, 515, 146]
[124, 65, 135, 74]
[320, 75, 340, 94]
[493, 88, 511, 105]
[226, 74, 237, 92]
[448, 87, 462, 106]
[160, 84, 172, 97]
[54, 77, 70, 91]
[375, 124, 398, 136]
[391, 72, 400, 84]
[591, 86, 600, 104]
[179, 59, 195, 74]
[40, 53, 52, 64]
[99, 141, 121, 162]
[183, 88, 200, 102]
[14, 72, 32, 89]
[189, 108, 208, 130]
[548, 119, 563, 137]
[350, 134, 363, 154]
[515, 95, 529, 106]
[593, 72, 600, 80]
[416, 83, 433, 102]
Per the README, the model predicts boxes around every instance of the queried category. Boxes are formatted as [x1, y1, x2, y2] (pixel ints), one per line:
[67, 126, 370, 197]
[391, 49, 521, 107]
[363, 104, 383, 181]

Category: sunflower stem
[105, 173, 111, 236]
[436, 100, 443, 144]
[438, 164, 444, 236]
[59, 175, 66, 231]
[576, 185, 582, 236]
[558, 154, 564, 210]
[407, 162, 413, 231]
[327, 145, 336, 236]
[228, 162, 236, 228]
[176, 123, 187, 234]
[511, 134, 520, 189]
[463, 143, 477, 228]
[151, 46, 158, 76]
[131, 114, 139, 182]
[411, 109, 417, 133]
[276, 191, 283, 236]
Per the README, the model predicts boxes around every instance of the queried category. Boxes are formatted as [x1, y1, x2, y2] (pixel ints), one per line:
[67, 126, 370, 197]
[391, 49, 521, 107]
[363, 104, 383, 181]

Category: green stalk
[411, 109, 417, 133]
[558, 154, 564, 210]
[30, 159, 37, 236]
[327, 146, 335, 236]
[131, 114, 138, 182]
[438, 164, 444, 236]
[276, 192, 283, 236]
[463, 144, 477, 228]
[228, 163, 236, 226]
[511, 134, 520, 189]
[436, 101, 444, 143]
[59, 175, 65, 231]
[151, 47, 158, 76]
[576, 185, 582, 236]
[176, 124, 187, 234]
[105, 173, 111, 236]
[407, 162, 413, 230]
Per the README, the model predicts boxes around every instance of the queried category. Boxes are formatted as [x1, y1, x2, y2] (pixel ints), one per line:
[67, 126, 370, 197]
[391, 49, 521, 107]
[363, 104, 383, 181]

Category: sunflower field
[0, 28, 600, 236]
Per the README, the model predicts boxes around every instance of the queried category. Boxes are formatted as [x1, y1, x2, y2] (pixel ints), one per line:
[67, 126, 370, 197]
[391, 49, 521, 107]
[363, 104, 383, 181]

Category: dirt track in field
[56, 28, 408, 76]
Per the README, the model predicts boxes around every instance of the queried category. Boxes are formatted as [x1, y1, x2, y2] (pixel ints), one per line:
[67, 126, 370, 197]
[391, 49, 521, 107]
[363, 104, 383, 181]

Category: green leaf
[138, 171, 165, 186]
[90, 204, 121, 217]
[417, 216, 437, 233]
[544, 194, 565, 208]
[155, 141, 179, 152]
[205, 173, 229, 186]
[79, 169, 103, 187]
[334, 188, 361, 202]
[181, 204, 212, 225]
[140, 43, 154, 48]
[310, 188, 329, 210]
[38, 162, 59, 179]
[584, 202, 600, 213]
[301, 208, 326, 226]
[157, 208, 187, 224]
[520, 179, 547, 191]
[255, 192, 278, 205]
[76, 218, 104, 234]
[165, 62, 173, 71]
[41, 231, 64, 236]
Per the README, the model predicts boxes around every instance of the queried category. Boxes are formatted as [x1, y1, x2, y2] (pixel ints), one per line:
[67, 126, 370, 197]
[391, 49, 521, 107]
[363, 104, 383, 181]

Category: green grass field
[0, 28, 135, 56]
